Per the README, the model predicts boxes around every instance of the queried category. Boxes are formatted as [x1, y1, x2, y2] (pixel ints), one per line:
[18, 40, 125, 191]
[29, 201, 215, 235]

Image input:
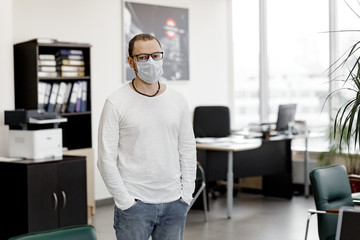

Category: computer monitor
[335, 206, 360, 240]
[275, 104, 297, 132]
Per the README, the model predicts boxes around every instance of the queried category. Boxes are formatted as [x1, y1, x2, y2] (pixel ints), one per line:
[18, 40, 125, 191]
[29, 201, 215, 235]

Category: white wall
[6, 0, 232, 200]
[0, 0, 14, 157]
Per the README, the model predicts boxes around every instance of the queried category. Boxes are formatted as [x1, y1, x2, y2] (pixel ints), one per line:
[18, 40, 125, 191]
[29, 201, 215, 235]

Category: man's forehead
[133, 39, 161, 52]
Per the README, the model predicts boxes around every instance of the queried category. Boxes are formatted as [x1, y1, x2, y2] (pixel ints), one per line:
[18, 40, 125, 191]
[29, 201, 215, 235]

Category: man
[97, 33, 196, 240]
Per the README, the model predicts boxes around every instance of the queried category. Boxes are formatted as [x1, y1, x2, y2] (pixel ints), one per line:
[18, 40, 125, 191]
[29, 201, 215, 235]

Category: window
[232, 1, 260, 129]
[333, 0, 360, 115]
[232, 0, 339, 150]
[267, 0, 330, 132]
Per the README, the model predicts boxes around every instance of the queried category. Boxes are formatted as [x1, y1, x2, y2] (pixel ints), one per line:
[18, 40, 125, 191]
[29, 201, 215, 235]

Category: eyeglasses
[131, 52, 164, 62]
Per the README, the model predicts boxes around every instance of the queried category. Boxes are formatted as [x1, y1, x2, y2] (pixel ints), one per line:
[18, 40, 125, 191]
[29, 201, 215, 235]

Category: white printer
[5, 110, 67, 159]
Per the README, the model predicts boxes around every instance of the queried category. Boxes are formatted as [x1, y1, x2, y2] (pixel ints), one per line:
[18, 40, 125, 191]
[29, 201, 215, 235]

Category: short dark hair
[128, 33, 162, 56]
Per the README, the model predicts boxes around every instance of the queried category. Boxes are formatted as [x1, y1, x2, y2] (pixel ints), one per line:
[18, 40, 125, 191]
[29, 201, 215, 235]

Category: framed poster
[123, 1, 189, 81]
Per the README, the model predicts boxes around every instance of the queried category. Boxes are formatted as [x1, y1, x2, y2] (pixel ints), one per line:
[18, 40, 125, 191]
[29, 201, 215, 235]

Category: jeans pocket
[123, 199, 141, 212]
[178, 198, 189, 207]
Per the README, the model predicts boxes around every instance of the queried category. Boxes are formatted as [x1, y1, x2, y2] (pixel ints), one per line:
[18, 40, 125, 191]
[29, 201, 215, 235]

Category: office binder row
[38, 49, 85, 78]
[38, 81, 88, 113]
[38, 54, 57, 77]
[56, 49, 85, 77]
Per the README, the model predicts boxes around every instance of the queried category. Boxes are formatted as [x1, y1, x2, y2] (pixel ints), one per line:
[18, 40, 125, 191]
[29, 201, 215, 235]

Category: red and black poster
[123, 2, 189, 81]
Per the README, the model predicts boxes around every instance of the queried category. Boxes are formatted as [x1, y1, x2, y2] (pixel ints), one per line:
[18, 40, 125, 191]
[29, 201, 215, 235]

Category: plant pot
[348, 174, 360, 193]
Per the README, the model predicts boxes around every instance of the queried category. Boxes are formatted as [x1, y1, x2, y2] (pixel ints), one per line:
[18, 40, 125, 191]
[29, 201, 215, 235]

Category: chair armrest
[352, 192, 360, 199]
[349, 174, 360, 180]
[308, 209, 326, 214]
[351, 192, 360, 205]
[308, 209, 339, 215]
[326, 209, 339, 214]
[196, 162, 206, 182]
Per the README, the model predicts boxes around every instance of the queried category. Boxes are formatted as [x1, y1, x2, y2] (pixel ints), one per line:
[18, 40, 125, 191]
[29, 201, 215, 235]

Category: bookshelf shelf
[60, 111, 91, 116]
[14, 39, 92, 150]
[39, 76, 91, 81]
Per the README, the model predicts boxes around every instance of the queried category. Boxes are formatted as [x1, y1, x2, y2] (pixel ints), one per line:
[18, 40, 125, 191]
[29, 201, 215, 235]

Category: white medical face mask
[136, 58, 163, 84]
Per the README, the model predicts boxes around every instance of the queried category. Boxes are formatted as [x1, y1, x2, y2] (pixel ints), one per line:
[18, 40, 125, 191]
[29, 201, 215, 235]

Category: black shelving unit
[13, 39, 92, 150]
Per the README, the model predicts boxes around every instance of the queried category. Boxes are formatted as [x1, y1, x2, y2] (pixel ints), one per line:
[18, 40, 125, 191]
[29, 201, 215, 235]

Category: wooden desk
[196, 138, 262, 219]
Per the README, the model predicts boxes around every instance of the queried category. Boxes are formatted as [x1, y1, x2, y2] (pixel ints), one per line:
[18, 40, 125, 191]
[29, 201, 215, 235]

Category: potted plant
[317, 124, 360, 176]
[328, 65, 360, 191]
[324, 2, 360, 191]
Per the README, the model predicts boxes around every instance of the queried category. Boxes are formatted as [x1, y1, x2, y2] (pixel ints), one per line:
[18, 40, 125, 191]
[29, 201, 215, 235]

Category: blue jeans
[113, 198, 189, 240]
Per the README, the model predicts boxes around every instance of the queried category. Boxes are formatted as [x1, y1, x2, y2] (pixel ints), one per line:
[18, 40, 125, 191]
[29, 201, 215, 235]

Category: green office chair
[305, 165, 354, 240]
[8, 225, 97, 240]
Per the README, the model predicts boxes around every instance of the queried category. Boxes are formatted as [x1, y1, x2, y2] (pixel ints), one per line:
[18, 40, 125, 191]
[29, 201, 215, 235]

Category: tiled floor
[92, 192, 319, 240]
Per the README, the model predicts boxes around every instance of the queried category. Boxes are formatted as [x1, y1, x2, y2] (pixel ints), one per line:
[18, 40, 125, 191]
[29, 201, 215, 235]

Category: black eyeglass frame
[131, 52, 164, 62]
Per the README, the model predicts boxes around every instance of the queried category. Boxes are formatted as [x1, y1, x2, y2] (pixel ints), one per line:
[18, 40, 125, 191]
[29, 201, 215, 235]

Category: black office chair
[193, 106, 231, 199]
[193, 106, 231, 138]
[305, 165, 354, 240]
[189, 162, 208, 222]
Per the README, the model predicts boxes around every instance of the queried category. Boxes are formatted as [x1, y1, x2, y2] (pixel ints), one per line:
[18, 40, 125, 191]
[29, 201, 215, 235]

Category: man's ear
[128, 56, 135, 69]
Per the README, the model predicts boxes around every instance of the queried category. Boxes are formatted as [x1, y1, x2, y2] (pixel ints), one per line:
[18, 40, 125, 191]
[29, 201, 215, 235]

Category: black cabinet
[0, 156, 87, 240]
[13, 39, 92, 150]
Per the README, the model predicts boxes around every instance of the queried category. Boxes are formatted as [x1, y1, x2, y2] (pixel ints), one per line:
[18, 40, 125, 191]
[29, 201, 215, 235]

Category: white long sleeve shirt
[97, 84, 196, 210]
